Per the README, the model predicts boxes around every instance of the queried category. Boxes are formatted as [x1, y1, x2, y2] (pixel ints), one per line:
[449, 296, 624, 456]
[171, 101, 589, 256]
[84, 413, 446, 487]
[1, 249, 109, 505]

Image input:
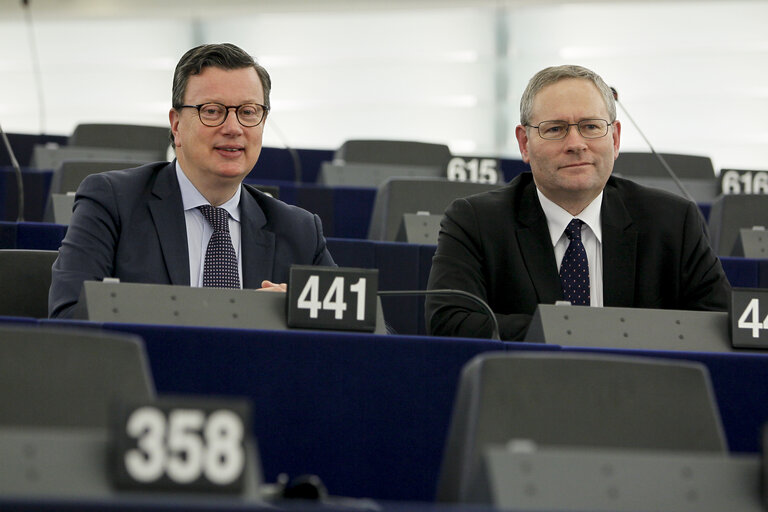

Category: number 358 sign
[112, 398, 251, 492]
[287, 266, 378, 332]
[731, 288, 768, 349]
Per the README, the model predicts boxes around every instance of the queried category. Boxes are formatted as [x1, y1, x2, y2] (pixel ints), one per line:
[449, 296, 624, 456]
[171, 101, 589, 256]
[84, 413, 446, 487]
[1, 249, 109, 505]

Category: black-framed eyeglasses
[526, 119, 612, 140]
[179, 102, 269, 128]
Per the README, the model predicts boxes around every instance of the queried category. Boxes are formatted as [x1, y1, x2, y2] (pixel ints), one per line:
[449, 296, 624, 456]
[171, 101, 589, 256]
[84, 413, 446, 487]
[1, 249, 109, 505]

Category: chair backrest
[623, 176, 720, 203]
[0, 249, 58, 318]
[69, 123, 170, 159]
[0, 324, 155, 428]
[368, 177, 499, 241]
[49, 160, 140, 194]
[335, 139, 452, 168]
[437, 352, 727, 503]
[613, 152, 715, 179]
[708, 194, 768, 256]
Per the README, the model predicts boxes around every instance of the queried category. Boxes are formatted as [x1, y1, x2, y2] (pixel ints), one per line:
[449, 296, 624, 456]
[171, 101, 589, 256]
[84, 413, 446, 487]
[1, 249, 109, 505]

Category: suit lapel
[516, 180, 563, 304]
[601, 184, 637, 306]
[148, 162, 190, 286]
[240, 186, 275, 288]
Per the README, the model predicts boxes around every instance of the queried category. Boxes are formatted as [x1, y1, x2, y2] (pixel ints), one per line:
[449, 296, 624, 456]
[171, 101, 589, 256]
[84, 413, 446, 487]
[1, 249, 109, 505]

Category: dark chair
[368, 177, 499, 241]
[0, 249, 58, 318]
[318, 139, 453, 187]
[708, 194, 768, 256]
[335, 139, 452, 167]
[49, 159, 140, 194]
[613, 152, 716, 179]
[69, 123, 170, 160]
[0, 324, 154, 428]
[43, 160, 142, 224]
[437, 352, 726, 503]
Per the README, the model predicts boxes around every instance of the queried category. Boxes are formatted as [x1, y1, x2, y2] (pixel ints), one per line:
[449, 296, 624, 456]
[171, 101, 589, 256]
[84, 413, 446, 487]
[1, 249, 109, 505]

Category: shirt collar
[537, 188, 603, 245]
[175, 160, 241, 222]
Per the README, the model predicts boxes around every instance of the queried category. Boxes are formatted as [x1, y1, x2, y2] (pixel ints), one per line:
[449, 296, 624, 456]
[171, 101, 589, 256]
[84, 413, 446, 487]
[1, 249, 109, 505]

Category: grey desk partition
[318, 161, 445, 187]
[524, 304, 732, 352]
[0, 427, 263, 500]
[618, 175, 720, 203]
[368, 177, 500, 241]
[708, 194, 768, 256]
[733, 228, 768, 258]
[480, 445, 762, 511]
[437, 352, 727, 504]
[30, 145, 160, 170]
[48, 192, 75, 224]
[396, 213, 443, 245]
[75, 280, 387, 334]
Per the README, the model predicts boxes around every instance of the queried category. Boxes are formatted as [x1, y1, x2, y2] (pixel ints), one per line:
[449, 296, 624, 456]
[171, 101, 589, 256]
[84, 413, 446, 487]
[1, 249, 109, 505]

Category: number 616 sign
[287, 266, 379, 332]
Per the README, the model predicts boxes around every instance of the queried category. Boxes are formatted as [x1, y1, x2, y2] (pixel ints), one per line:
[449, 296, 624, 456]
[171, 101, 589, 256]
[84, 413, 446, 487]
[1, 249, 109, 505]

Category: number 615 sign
[287, 266, 379, 332]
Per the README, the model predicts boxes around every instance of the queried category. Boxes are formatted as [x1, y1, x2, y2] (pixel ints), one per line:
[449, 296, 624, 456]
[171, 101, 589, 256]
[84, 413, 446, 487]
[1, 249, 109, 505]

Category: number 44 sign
[731, 288, 768, 349]
[287, 265, 379, 332]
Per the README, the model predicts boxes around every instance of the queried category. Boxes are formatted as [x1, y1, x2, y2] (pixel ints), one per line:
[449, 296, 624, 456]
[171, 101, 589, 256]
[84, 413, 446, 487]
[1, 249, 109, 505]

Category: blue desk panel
[23, 318, 768, 503]
[0, 167, 53, 222]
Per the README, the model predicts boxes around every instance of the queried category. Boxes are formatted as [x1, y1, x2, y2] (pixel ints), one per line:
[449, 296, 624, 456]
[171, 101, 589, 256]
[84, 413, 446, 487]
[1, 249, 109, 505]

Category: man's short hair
[171, 42, 272, 110]
[519, 65, 616, 126]
[169, 43, 271, 147]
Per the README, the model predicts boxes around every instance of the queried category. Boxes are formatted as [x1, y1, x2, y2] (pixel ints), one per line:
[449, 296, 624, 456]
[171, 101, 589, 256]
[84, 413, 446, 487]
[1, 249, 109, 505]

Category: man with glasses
[49, 43, 335, 318]
[426, 64, 729, 341]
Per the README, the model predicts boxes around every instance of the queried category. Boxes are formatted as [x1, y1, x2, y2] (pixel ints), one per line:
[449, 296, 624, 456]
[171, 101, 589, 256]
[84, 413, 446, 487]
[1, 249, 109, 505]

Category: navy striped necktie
[559, 218, 590, 306]
[197, 205, 240, 289]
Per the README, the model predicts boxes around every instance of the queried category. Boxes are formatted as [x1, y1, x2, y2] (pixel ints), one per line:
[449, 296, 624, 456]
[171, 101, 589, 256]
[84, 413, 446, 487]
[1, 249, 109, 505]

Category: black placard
[730, 288, 768, 349]
[446, 156, 500, 184]
[720, 169, 768, 195]
[112, 397, 251, 493]
[287, 265, 378, 332]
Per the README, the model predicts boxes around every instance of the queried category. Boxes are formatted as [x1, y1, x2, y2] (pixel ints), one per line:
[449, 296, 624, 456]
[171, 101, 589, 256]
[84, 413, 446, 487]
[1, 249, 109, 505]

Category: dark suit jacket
[49, 161, 335, 318]
[425, 172, 730, 341]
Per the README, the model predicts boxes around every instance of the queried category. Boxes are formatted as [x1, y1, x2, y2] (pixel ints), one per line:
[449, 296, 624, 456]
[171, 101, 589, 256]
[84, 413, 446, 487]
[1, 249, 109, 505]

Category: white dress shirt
[176, 162, 243, 288]
[536, 189, 604, 307]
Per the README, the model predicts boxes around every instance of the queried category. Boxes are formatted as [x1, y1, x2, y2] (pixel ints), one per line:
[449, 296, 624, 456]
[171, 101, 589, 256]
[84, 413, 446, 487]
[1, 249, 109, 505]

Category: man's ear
[169, 108, 181, 147]
[515, 125, 531, 163]
[611, 119, 622, 160]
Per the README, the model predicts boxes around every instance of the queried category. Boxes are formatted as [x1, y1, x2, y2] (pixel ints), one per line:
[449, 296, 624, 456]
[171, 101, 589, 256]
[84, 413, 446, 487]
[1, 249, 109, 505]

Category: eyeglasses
[526, 119, 612, 140]
[179, 102, 269, 128]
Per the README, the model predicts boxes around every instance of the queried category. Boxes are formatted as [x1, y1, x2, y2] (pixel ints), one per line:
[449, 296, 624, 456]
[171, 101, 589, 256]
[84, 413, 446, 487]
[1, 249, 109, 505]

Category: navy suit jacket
[425, 172, 730, 341]
[49, 161, 335, 318]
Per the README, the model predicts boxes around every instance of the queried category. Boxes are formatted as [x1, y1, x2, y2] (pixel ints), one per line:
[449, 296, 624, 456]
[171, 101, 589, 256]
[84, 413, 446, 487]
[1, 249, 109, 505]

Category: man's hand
[260, 280, 287, 292]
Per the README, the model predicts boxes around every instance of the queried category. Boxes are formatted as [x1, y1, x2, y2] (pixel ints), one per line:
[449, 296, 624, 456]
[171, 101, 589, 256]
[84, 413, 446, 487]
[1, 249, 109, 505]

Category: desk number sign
[112, 398, 251, 493]
[287, 265, 378, 332]
[731, 288, 768, 349]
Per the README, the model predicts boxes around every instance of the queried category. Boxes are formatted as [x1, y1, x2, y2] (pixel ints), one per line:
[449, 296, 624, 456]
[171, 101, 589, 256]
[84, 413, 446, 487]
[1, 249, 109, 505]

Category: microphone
[377, 288, 501, 341]
[0, 122, 24, 221]
[23, 0, 46, 134]
[610, 86, 697, 204]
[267, 118, 303, 184]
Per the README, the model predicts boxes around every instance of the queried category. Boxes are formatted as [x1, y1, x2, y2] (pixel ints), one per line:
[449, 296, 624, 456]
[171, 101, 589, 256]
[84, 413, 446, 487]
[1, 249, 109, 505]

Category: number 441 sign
[287, 266, 379, 332]
[731, 288, 768, 348]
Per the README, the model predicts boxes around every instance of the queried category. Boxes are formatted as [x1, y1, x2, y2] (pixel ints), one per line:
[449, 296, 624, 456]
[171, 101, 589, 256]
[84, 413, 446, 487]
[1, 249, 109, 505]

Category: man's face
[170, 66, 265, 190]
[515, 78, 621, 211]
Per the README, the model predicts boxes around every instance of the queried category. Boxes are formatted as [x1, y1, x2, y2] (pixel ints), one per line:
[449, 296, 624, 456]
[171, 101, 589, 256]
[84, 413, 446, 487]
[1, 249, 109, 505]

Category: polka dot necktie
[198, 205, 240, 289]
[559, 218, 590, 306]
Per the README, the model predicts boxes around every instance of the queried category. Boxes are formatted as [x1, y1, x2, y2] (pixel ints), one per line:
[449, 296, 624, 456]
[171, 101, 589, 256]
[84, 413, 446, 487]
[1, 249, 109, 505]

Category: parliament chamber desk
[3, 219, 768, 337]
[4, 314, 768, 506]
